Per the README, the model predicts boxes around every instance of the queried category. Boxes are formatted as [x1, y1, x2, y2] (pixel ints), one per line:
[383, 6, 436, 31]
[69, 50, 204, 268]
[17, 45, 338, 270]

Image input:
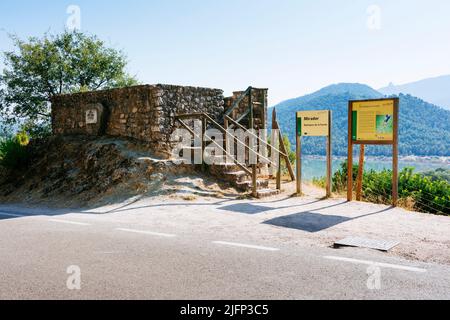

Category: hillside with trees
[269, 83, 450, 157]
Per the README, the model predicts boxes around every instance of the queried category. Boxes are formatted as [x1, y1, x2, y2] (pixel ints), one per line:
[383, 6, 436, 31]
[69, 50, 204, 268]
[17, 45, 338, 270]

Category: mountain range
[379, 75, 450, 110]
[269, 83, 450, 157]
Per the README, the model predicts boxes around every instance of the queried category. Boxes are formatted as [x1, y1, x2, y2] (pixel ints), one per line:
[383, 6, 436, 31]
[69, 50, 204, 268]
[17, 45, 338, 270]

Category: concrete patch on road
[334, 237, 400, 252]
[263, 212, 352, 233]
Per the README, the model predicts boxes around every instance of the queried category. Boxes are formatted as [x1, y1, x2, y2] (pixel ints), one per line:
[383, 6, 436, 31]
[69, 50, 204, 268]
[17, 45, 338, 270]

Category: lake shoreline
[303, 155, 450, 165]
[300, 155, 449, 180]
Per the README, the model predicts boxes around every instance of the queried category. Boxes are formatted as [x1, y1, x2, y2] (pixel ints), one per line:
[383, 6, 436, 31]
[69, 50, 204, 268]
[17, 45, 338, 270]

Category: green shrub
[20, 120, 51, 140]
[312, 177, 326, 188]
[267, 134, 296, 176]
[281, 135, 296, 175]
[312, 161, 450, 215]
[0, 132, 30, 169]
[421, 168, 450, 183]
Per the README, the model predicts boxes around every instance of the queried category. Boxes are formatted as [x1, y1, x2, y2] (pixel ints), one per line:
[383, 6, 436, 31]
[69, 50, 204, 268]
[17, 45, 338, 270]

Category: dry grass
[398, 196, 416, 212]
[182, 195, 197, 201]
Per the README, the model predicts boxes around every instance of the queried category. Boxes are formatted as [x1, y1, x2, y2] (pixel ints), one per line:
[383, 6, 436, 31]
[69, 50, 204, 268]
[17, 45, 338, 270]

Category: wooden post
[271, 110, 295, 182]
[249, 87, 254, 130]
[248, 88, 258, 197]
[276, 148, 282, 191]
[224, 117, 229, 163]
[356, 145, 365, 201]
[326, 111, 332, 198]
[273, 109, 281, 190]
[202, 116, 207, 171]
[252, 164, 258, 197]
[274, 121, 295, 182]
[296, 114, 302, 196]
[271, 108, 276, 178]
[347, 102, 354, 202]
[392, 98, 399, 207]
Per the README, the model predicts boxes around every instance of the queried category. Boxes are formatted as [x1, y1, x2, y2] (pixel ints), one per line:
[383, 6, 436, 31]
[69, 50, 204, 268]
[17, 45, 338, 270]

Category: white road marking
[95, 251, 119, 255]
[0, 212, 26, 217]
[213, 241, 280, 252]
[48, 219, 91, 226]
[324, 256, 427, 273]
[115, 228, 176, 238]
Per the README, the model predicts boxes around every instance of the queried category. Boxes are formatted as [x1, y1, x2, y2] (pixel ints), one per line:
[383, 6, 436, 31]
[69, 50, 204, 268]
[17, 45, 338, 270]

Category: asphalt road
[0, 198, 449, 300]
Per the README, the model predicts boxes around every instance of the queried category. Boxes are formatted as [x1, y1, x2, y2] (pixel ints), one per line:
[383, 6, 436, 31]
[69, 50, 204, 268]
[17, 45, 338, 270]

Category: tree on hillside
[0, 89, 9, 137]
[0, 30, 139, 126]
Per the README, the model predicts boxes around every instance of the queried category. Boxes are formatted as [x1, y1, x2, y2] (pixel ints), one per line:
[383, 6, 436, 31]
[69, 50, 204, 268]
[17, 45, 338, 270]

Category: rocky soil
[0, 136, 240, 208]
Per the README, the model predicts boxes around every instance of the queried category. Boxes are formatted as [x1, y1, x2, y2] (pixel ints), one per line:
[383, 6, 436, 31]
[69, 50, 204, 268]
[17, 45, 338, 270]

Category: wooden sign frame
[296, 110, 332, 198]
[347, 98, 399, 206]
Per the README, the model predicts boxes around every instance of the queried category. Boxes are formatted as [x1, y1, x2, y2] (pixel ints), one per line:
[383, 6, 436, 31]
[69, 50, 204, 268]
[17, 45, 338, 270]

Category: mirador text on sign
[297, 110, 330, 137]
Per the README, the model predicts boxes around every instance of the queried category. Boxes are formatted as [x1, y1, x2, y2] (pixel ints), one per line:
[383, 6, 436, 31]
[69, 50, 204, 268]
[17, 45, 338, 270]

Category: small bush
[20, 120, 51, 140]
[0, 132, 30, 169]
[312, 176, 326, 189]
[326, 161, 450, 215]
[269, 134, 296, 175]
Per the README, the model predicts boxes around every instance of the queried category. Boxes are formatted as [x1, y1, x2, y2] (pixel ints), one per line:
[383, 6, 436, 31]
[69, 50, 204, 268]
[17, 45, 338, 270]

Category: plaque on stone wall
[86, 109, 98, 124]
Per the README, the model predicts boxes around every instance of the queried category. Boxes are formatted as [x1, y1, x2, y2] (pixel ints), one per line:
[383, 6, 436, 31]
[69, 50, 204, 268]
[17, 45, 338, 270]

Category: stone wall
[224, 88, 268, 130]
[51, 84, 224, 158]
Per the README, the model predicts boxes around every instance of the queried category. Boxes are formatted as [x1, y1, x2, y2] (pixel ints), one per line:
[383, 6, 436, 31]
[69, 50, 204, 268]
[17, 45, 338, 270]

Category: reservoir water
[301, 156, 449, 181]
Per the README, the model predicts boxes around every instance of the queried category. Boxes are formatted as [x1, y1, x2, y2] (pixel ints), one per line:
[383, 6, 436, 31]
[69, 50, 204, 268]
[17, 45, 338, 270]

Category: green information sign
[351, 99, 395, 142]
[297, 117, 302, 136]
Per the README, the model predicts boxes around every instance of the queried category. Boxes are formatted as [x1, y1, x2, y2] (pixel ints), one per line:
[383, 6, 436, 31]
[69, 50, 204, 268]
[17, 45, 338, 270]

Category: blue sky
[1, 0, 450, 105]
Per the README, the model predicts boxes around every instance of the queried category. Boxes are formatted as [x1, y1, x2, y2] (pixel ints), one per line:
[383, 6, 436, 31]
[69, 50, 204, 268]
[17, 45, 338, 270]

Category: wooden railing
[271, 108, 296, 189]
[224, 115, 288, 159]
[174, 87, 295, 197]
[175, 113, 252, 176]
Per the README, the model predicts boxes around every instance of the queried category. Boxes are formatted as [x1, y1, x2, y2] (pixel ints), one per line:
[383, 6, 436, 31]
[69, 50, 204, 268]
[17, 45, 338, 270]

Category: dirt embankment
[0, 136, 239, 208]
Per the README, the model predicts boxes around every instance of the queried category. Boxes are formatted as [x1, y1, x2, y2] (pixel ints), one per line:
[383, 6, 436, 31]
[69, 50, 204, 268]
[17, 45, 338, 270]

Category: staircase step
[211, 163, 242, 171]
[204, 155, 226, 164]
[223, 171, 251, 183]
[181, 147, 202, 153]
[256, 189, 281, 199]
[209, 163, 242, 177]
[175, 146, 202, 159]
[235, 179, 269, 191]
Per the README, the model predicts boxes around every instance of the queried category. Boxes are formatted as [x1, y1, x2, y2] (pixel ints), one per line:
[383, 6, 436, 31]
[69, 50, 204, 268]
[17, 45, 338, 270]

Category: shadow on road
[0, 196, 239, 220]
[263, 206, 394, 233]
[216, 199, 330, 215]
[264, 212, 352, 232]
[0, 194, 392, 233]
[217, 203, 276, 215]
